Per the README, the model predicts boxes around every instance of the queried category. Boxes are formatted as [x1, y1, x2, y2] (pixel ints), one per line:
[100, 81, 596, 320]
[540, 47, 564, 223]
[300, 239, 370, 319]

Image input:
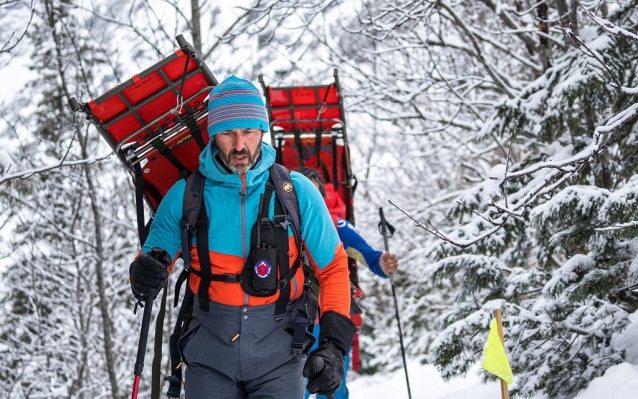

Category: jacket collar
[198, 140, 276, 187]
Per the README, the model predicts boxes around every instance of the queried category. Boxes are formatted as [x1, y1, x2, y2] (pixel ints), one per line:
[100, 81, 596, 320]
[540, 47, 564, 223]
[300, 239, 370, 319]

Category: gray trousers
[180, 299, 305, 399]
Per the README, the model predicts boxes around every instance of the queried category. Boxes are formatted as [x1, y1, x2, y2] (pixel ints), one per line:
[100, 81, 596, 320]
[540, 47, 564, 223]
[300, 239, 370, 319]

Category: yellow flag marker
[481, 318, 513, 385]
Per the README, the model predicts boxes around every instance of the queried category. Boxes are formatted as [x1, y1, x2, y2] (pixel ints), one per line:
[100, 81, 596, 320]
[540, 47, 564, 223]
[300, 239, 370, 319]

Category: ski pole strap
[151, 286, 168, 399]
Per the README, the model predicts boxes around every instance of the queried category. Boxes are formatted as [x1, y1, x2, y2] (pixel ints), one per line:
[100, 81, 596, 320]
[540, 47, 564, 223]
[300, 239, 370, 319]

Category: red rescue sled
[259, 70, 364, 370]
[69, 35, 217, 214]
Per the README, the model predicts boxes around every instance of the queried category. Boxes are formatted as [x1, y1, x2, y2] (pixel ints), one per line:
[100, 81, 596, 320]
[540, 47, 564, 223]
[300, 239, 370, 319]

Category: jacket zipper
[240, 174, 248, 306]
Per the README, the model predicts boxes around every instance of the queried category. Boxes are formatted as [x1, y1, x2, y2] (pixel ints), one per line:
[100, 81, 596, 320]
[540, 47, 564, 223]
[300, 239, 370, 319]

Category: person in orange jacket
[129, 76, 356, 398]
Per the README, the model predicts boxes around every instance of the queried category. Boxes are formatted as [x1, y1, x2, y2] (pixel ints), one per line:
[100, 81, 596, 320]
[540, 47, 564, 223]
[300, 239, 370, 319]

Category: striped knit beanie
[207, 75, 269, 136]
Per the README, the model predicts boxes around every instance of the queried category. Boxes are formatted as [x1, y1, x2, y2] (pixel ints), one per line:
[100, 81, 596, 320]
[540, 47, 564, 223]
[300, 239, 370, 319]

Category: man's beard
[218, 145, 261, 174]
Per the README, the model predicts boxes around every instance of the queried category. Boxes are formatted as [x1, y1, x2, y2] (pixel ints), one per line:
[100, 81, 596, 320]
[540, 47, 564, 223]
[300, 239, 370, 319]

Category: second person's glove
[129, 247, 171, 302]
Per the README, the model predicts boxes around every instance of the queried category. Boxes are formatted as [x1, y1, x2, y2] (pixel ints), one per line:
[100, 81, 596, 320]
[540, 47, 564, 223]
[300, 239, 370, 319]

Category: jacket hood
[198, 140, 276, 187]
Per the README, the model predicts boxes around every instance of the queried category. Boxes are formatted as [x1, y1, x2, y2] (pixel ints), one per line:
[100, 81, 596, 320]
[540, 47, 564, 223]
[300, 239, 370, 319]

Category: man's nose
[232, 133, 246, 150]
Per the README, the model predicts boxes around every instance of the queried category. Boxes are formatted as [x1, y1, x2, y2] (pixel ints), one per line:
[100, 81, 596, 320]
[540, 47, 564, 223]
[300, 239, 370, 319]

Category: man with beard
[128, 75, 356, 398]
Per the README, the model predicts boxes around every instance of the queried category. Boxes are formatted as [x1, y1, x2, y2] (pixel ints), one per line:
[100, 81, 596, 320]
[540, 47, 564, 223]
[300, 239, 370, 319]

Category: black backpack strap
[274, 197, 291, 315]
[195, 198, 212, 312]
[165, 171, 206, 398]
[180, 171, 205, 273]
[269, 164, 306, 316]
[269, 164, 302, 252]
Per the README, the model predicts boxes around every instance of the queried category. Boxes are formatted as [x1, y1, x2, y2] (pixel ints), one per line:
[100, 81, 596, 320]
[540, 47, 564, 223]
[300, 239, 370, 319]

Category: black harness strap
[195, 200, 212, 312]
[274, 197, 291, 315]
[184, 115, 206, 150]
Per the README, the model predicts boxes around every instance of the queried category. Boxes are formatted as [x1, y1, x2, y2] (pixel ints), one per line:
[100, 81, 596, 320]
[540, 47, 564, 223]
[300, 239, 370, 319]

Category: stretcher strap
[294, 131, 305, 167]
[184, 115, 206, 150]
[151, 139, 188, 178]
[134, 163, 148, 246]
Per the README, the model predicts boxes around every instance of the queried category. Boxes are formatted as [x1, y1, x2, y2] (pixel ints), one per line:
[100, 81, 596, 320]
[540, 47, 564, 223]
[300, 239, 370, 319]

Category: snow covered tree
[243, 1, 638, 396]
[0, 1, 139, 397]
[411, 3, 638, 398]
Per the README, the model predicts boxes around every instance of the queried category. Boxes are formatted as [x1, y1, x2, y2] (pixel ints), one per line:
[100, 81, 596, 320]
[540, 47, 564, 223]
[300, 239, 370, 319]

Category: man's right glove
[303, 311, 357, 396]
[129, 247, 171, 302]
[304, 341, 344, 395]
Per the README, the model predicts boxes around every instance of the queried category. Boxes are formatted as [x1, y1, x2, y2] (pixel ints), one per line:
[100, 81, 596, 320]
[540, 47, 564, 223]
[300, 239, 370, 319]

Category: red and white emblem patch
[254, 260, 272, 278]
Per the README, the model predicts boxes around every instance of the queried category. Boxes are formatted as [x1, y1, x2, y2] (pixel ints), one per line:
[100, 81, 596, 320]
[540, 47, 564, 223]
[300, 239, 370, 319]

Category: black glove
[303, 311, 357, 395]
[304, 341, 343, 395]
[129, 247, 171, 302]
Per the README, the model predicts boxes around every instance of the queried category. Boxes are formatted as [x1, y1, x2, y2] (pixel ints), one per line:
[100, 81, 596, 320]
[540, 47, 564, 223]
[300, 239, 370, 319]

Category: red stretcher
[259, 69, 355, 223]
[69, 35, 218, 214]
[259, 70, 364, 370]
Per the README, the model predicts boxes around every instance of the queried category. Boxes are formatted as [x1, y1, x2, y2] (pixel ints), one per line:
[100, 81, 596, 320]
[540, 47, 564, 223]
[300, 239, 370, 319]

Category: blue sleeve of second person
[337, 219, 387, 278]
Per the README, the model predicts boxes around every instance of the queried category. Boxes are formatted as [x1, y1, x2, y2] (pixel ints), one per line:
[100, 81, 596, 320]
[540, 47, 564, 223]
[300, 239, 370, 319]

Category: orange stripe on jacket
[306, 241, 351, 318]
[187, 235, 304, 306]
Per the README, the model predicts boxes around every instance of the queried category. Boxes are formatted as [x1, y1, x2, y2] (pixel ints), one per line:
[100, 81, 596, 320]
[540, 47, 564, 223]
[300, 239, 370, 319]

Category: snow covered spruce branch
[562, 2, 638, 94]
[391, 100, 638, 248]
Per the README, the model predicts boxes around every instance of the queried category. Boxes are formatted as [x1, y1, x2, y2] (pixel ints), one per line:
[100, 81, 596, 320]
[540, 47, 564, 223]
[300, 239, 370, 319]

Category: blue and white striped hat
[207, 75, 269, 136]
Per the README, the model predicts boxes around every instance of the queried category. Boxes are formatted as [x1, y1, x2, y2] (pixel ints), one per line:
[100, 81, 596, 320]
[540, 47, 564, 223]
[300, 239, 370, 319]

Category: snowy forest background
[2, 0, 638, 398]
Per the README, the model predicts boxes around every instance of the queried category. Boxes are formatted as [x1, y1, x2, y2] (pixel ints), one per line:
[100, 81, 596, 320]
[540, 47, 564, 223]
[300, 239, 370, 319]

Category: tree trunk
[191, 0, 202, 53]
[536, 3, 552, 71]
[569, 0, 580, 37]
[43, 0, 121, 396]
[556, 0, 570, 28]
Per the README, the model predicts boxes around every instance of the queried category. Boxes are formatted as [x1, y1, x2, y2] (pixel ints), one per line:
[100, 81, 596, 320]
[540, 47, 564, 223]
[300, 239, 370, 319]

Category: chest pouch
[241, 183, 281, 297]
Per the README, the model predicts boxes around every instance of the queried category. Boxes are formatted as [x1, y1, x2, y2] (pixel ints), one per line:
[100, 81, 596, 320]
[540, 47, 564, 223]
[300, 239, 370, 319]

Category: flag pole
[494, 309, 510, 399]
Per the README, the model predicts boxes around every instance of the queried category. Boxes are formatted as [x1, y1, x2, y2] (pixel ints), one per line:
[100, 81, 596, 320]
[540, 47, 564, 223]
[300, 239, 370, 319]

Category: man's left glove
[304, 311, 357, 396]
[129, 247, 171, 302]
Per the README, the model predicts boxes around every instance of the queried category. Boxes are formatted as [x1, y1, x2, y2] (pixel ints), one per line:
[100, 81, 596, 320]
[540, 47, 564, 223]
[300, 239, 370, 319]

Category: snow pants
[304, 323, 350, 399]
[180, 299, 305, 399]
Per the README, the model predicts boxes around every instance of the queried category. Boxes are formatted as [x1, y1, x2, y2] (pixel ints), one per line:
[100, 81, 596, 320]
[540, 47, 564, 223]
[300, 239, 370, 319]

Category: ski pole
[131, 296, 154, 399]
[378, 207, 412, 399]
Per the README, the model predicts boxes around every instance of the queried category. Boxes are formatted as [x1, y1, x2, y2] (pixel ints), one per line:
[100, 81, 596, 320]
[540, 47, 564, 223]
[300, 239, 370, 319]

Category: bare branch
[0, 155, 112, 185]
[0, 0, 35, 54]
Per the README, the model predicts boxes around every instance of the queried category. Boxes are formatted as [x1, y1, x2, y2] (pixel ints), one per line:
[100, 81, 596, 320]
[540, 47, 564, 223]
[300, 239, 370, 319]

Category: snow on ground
[349, 361, 502, 399]
[345, 360, 638, 399]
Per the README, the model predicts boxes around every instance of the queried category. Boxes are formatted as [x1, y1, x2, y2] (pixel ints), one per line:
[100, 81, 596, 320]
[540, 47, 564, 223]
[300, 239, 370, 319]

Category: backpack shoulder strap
[269, 163, 302, 248]
[180, 170, 205, 272]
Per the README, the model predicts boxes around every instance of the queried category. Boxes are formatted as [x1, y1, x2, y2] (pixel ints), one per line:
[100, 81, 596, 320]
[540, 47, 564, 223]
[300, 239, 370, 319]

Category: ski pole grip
[378, 207, 390, 253]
